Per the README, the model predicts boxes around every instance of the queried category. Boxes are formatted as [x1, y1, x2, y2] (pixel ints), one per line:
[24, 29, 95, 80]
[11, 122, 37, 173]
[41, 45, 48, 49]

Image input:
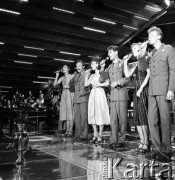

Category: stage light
[33, 81, 48, 84]
[14, 60, 33, 64]
[83, 27, 106, 34]
[144, 5, 162, 13]
[123, 25, 138, 31]
[134, 15, 149, 21]
[59, 51, 81, 56]
[164, 0, 174, 6]
[93, 17, 116, 25]
[0, 8, 20, 15]
[38, 76, 55, 80]
[18, 53, 37, 58]
[165, 0, 171, 6]
[0, 91, 9, 93]
[0, 86, 12, 88]
[54, 58, 74, 62]
[24, 46, 44, 51]
[53, 7, 75, 14]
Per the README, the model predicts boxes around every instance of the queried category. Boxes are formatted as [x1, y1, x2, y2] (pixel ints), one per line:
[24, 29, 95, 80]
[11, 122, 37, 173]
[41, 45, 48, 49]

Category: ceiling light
[33, 81, 48, 84]
[59, 51, 81, 56]
[19, 0, 28, 2]
[53, 7, 75, 14]
[76, 0, 84, 2]
[0, 91, 9, 93]
[24, 46, 44, 51]
[164, 0, 174, 6]
[54, 58, 74, 62]
[0, 8, 20, 15]
[14, 60, 33, 64]
[134, 15, 149, 21]
[144, 5, 162, 13]
[93, 17, 116, 25]
[38, 76, 55, 79]
[123, 25, 138, 31]
[0, 42, 4, 45]
[18, 53, 37, 58]
[165, 0, 171, 6]
[0, 86, 12, 88]
[88, 55, 100, 59]
[83, 27, 106, 34]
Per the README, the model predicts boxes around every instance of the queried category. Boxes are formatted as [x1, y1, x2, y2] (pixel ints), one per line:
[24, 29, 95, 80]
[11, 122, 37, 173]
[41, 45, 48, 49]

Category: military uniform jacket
[73, 71, 90, 103]
[107, 61, 130, 101]
[148, 43, 175, 96]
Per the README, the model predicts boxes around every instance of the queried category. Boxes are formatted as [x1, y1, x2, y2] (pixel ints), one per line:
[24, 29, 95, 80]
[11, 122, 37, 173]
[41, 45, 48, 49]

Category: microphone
[122, 53, 133, 61]
[140, 40, 149, 49]
[100, 57, 109, 65]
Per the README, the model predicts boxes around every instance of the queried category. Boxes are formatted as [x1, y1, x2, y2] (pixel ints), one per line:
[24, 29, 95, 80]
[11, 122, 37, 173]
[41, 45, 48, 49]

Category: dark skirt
[132, 71, 148, 126]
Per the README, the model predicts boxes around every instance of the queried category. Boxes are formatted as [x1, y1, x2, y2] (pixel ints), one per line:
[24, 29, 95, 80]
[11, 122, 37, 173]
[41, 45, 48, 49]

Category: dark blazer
[148, 43, 175, 95]
[73, 71, 90, 103]
[107, 61, 130, 101]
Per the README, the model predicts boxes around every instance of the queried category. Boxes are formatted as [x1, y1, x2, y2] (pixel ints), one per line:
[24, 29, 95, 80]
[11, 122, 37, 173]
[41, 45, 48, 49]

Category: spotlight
[164, 0, 174, 7]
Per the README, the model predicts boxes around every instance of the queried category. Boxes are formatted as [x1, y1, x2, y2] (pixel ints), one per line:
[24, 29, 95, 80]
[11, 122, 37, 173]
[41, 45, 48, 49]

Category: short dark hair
[147, 26, 163, 39]
[107, 45, 119, 52]
[76, 59, 85, 66]
[62, 64, 70, 70]
[90, 58, 101, 70]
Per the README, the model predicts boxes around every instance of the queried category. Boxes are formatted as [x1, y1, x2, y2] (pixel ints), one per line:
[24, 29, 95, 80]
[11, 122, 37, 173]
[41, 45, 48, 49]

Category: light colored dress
[88, 72, 110, 125]
[59, 75, 74, 121]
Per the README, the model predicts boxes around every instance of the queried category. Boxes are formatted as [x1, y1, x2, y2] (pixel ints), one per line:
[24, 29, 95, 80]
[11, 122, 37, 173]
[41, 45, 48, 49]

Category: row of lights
[24, 46, 44, 51]
[14, 60, 33, 64]
[53, 7, 139, 32]
[0, 86, 12, 88]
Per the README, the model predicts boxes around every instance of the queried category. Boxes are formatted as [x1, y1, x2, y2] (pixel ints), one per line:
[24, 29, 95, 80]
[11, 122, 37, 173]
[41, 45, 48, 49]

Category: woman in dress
[54, 64, 74, 137]
[124, 42, 150, 153]
[85, 59, 110, 143]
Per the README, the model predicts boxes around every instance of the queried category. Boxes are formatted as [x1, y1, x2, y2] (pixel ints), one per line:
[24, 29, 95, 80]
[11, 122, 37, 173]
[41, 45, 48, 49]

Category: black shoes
[152, 151, 172, 162]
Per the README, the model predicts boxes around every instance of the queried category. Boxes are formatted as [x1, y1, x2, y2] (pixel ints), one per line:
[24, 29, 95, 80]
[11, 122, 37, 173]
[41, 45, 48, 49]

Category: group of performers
[53, 26, 175, 160]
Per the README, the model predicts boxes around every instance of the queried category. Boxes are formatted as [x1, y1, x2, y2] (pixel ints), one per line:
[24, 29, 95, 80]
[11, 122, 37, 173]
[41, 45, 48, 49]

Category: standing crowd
[54, 26, 175, 160]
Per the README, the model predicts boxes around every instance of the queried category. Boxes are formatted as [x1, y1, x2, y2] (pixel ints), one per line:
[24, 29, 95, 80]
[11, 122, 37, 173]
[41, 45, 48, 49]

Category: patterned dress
[59, 75, 74, 121]
[133, 55, 149, 126]
[88, 71, 110, 125]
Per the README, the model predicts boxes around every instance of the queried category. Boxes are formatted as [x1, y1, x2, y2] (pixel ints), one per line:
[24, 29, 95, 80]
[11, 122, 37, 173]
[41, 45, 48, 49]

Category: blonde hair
[131, 42, 142, 50]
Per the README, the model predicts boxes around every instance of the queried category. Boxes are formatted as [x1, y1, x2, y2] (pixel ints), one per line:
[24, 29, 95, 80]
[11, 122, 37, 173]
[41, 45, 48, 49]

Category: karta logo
[102, 156, 174, 179]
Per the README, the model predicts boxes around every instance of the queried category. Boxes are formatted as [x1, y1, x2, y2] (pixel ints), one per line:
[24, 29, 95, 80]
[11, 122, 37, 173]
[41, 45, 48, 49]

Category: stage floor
[0, 132, 175, 180]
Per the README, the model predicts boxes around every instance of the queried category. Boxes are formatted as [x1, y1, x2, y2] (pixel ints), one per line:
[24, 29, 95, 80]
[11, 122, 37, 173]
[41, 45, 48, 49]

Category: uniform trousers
[148, 95, 171, 153]
[110, 100, 128, 144]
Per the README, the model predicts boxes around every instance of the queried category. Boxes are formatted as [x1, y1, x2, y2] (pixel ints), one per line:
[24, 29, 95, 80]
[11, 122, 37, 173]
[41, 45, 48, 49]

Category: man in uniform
[101, 45, 130, 149]
[147, 26, 175, 159]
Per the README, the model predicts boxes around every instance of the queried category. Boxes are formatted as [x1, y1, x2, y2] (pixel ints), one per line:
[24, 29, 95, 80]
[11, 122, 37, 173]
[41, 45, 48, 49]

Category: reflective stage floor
[0, 132, 175, 180]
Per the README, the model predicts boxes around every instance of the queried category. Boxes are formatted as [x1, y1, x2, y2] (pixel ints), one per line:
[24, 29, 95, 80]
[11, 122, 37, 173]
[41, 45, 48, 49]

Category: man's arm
[166, 45, 175, 100]
[167, 45, 175, 92]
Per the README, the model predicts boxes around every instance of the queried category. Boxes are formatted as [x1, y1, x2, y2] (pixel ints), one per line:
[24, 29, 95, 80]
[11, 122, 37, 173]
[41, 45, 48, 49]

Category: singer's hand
[55, 71, 60, 77]
[140, 41, 148, 49]
[166, 91, 174, 101]
[100, 59, 106, 66]
[111, 82, 118, 88]
[123, 54, 130, 62]
[85, 69, 91, 77]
